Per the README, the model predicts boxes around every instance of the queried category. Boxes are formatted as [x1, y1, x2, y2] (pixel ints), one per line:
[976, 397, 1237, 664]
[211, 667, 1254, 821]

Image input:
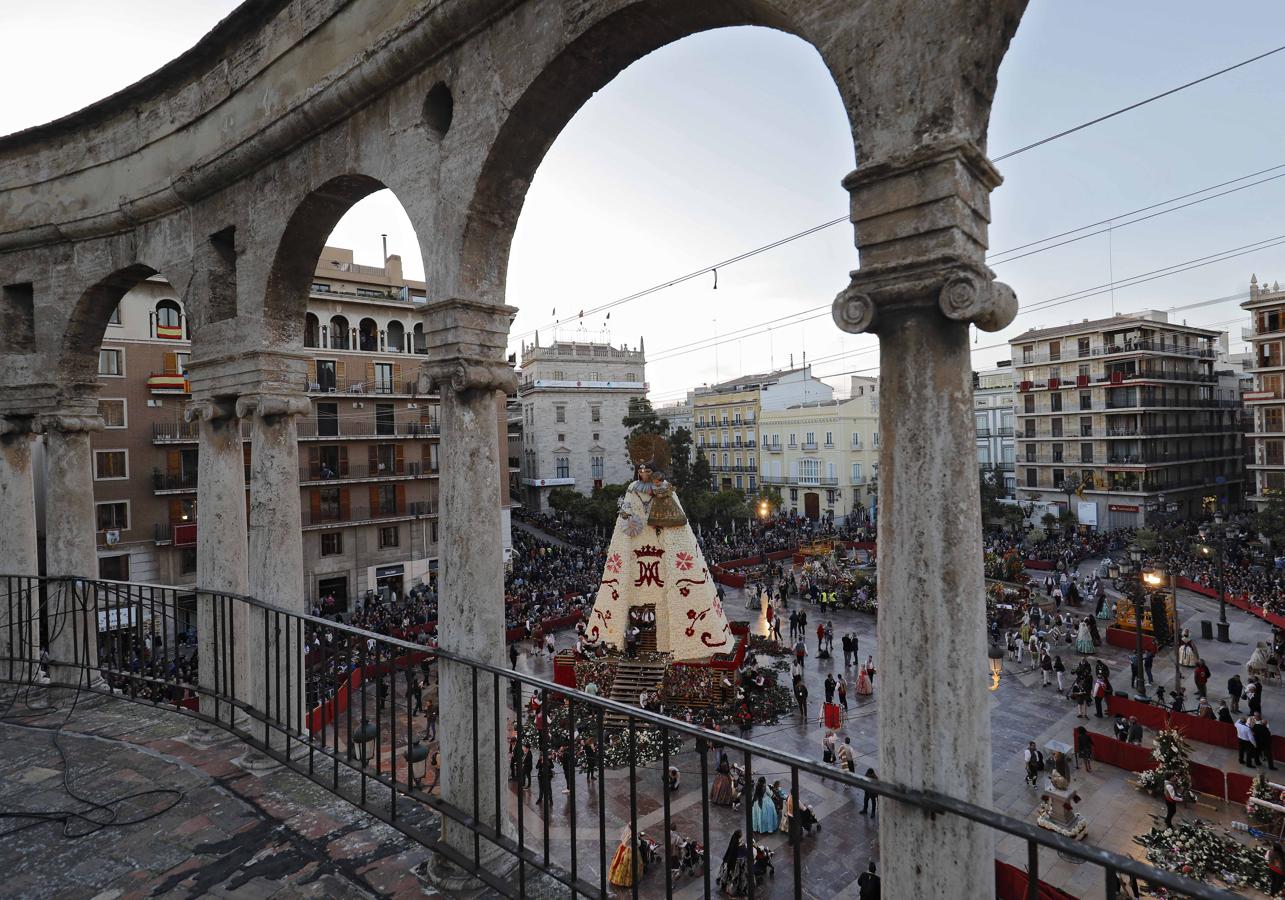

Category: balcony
[300, 461, 438, 485]
[1018, 341, 1216, 365]
[152, 471, 198, 493]
[296, 418, 440, 439]
[801, 441, 819, 451]
[764, 442, 782, 452]
[302, 499, 437, 529]
[153, 521, 196, 546]
[147, 372, 190, 394]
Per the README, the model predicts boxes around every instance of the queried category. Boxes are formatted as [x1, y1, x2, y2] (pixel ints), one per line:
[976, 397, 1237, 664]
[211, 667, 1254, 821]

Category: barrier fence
[0, 574, 1236, 899]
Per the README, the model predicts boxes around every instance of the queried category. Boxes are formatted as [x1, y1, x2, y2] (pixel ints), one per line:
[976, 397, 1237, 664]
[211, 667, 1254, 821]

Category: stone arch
[304, 312, 320, 348]
[328, 314, 350, 350]
[59, 262, 159, 397]
[386, 319, 405, 354]
[262, 173, 387, 335]
[357, 317, 378, 352]
[412, 322, 426, 355]
[456, 4, 851, 302]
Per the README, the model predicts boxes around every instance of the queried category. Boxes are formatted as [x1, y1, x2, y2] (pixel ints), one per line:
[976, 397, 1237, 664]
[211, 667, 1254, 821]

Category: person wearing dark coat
[1228, 673, 1243, 713]
[857, 861, 881, 900]
[1253, 717, 1278, 771]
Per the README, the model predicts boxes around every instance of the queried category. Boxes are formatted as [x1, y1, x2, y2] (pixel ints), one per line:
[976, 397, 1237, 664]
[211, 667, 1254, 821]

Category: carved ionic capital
[235, 393, 311, 420]
[418, 358, 519, 397]
[0, 415, 42, 437]
[184, 397, 240, 424]
[38, 413, 105, 434]
[831, 260, 1017, 335]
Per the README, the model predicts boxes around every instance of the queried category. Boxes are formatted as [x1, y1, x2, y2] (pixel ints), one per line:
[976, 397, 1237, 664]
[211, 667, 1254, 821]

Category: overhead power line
[513, 47, 1285, 344]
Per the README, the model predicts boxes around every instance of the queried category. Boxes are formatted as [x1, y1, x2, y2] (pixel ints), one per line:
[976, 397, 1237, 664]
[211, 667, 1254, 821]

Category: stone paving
[3, 554, 1283, 898]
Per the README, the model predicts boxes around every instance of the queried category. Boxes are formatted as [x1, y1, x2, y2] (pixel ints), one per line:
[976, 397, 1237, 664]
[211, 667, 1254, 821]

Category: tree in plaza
[751, 484, 783, 519]
[999, 504, 1026, 534]
[1040, 511, 1059, 535]
[979, 464, 1007, 526]
[548, 486, 584, 518]
[681, 446, 714, 525]
[622, 396, 668, 440]
[1137, 728, 1193, 801]
[667, 426, 694, 492]
[708, 489, 750, 527]
[1251, 491, 1285, 551]
[586, 483, 628, 530]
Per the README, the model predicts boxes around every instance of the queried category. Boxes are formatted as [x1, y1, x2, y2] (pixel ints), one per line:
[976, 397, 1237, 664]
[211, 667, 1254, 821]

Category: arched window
[155, 299, 183, 339]
[413, 323, 427, 354]
[304, 313, 320, 349]
[329, 315, 350, 350]
[358, 317, 378, 352]
[386, 320, 405, 353]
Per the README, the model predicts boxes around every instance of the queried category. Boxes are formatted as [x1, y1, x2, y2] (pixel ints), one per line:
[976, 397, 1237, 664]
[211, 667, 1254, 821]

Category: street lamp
[1197, 519, 1234, 643]
[987, 642, 1004, 693]
[1127, 543, 1147, 699]
[1142, 568, 1181, 701]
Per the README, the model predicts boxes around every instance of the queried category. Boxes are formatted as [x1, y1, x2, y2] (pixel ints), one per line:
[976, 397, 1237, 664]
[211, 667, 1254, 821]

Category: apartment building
[653, 398, 694, 437]
[517, 337, 646, 511]
[1242, 276, 1285, 505]
[88, 245, 514, 608]
[757, 377, 880, 523]
[974, 362, 1017, 496]
[691, 366, 833, 494]
[1010, 311, 1242, 529]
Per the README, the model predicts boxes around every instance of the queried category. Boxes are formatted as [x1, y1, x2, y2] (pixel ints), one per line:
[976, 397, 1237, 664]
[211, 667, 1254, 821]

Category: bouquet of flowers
[1135, 820, 1270, 892]
[1136, 729, 1193, 801]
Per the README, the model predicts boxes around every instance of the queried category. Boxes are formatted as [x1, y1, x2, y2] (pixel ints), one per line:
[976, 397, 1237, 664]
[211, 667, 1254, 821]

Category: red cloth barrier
[1084, 731, 1156, 773]
[1106, 694, 1241, 750]
[1190, 761, 1227, 800]
[1227, 771, 1256, 805]
[1106, 695, 1169, 733]
[994, 859, 1078, 900]
[1175, 577, 1285, 630]
[1104, 626, 1157, 653]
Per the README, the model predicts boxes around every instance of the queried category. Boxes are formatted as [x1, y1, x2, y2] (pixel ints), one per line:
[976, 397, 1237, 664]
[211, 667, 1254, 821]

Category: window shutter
[338, 446, 349, 476]
[169, 499, 183, 525]
[310, 490, 321, 521]
[163, 351, 178, 374]
[369, 485, 380, 515]
[307, 360, 317, 385]
[395, 483, 406, 514]
[366, 361, 375, 386]
[368, 446, 378, 473]
[394, 445, 404, 475]
[335, 361, 346, 389]
[308, 447, 319, 479]
[422, 445, 431, 469]
[167, 449, 182, 476]
[392, 363, 402, 388]
[339, 488, 350, 521]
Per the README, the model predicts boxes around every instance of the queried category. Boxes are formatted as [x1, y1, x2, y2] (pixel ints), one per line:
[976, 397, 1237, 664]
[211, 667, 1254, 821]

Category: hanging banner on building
[1109, 504, 1140, 513]
[1077, 501, 1098, 527]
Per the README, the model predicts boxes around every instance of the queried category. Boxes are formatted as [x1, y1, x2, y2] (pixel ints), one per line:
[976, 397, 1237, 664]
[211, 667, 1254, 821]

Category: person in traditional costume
[855, 664, 873, 696]
[751, 777, 779, 833]
[710, 753, 736, 806]
[608, 826, 640, 887]
[716, 830, 751, 897]
[1178, 628, 1199, 668]
[1075, 618, 1095, 655]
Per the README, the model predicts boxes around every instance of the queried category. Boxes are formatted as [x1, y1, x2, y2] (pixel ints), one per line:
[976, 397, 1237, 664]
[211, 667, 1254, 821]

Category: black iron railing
[0, 575, 1235, 899]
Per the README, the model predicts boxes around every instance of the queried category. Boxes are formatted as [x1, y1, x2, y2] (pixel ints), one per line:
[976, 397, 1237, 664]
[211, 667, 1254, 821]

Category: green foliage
[979, 465, 1006, 524]
[1134, 527, 1159, 552]
[586, 483, 627, 530]
[1252, 491, 1285, 550]
[547, 486, 582, 517]
[708, 489, 750, 526]
[667, 426, 693, 492]
[1040, 511, 1059, 533]
[751, 485, 783, 519]
[1000, 504, 1026, 534]
[622, 397, 668, 440]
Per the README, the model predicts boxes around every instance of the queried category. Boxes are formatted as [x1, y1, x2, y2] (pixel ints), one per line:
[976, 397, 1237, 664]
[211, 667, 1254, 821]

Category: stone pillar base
[415, 842, 517, 895]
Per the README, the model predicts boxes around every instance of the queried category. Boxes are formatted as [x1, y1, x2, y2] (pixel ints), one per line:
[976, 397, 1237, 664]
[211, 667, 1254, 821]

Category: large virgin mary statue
[588, 434, 732, 661]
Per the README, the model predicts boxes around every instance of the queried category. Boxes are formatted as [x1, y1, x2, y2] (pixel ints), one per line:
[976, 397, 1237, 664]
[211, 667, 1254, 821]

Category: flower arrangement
[1136, 729, 1193, 801]
[748, 634, 789, 657]
[1134, 821, 1270, 892]
[1247, 772, 1282, 825]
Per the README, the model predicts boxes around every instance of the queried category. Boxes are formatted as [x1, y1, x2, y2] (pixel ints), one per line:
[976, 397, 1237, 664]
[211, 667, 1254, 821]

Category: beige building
[517, 337, 646, 511]
[1010, 311, 1242, 529]
[758, 377, 880, 523]
[974, 362, 1016, 496]
[691, 366, 833, 494]
[88, 246, 514, 607]
[1242, 276, 1285, 505]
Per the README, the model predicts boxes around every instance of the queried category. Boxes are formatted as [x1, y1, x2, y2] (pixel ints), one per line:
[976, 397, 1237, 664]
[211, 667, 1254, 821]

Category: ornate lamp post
[987, 642, 1004, 693]
[1197, 515, 1234, 643]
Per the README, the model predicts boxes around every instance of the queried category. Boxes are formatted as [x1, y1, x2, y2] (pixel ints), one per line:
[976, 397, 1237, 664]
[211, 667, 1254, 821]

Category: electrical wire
[513, 48, 1285, 345]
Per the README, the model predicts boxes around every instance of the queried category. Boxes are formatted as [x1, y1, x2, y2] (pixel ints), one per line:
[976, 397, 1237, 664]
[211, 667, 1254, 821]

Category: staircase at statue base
[603, 659, 667, 729]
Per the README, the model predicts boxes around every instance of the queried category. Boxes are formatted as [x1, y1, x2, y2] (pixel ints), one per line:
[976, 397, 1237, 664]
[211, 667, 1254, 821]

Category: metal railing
[0, 575, 1234, 900]
[300, 461, 438, 482]
[297, 418, 440, 439]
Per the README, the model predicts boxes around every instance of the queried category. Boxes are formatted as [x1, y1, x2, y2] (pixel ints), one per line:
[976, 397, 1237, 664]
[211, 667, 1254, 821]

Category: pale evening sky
[4, 2, 1285, 402]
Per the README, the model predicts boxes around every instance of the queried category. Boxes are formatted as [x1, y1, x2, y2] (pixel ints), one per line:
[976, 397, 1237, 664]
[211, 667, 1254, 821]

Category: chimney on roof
[1252, 274, 1260, 302]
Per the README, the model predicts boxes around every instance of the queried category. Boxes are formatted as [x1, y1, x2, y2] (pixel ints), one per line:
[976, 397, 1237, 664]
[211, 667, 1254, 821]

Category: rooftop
[1011, 311, 1221, 343]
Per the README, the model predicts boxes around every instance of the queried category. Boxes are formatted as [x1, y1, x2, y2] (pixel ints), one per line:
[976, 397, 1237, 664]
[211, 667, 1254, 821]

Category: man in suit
[1253, 716, 1277, 771]
[857, 861, 881, 899]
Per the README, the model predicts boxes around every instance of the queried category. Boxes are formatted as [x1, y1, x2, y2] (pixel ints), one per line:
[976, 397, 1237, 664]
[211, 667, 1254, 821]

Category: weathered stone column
[237, 392, 309, 742]
[187, 397, 248, 722]
[832, 142, 1017, 899]
[41, 412, 106, 681]
[420, 299, 517, 883]
[0, 415, 41, 681]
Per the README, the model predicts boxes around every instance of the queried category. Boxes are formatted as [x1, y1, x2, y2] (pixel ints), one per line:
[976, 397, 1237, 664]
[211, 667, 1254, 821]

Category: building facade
[517, 337, 646, 511]
[88, 246, 514, 607]
[654, 398, 693, 437]
[1242, 276, 1285, 505]
[1010, 311, 1242, 529]
[758, 377, 880, 523]
[973, 362, 1016, 496]
[691, 366, 833, 494]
